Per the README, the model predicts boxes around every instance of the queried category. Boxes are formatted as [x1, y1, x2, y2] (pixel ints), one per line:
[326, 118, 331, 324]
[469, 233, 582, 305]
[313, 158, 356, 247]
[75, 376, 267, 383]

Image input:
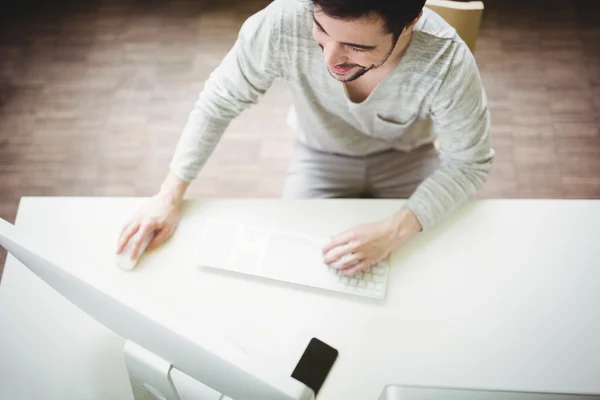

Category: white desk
[1, 198, 600, 400]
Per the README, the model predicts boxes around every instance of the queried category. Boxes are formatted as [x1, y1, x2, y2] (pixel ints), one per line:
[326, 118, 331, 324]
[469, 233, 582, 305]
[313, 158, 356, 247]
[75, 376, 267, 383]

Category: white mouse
[116, 231, 153, 271]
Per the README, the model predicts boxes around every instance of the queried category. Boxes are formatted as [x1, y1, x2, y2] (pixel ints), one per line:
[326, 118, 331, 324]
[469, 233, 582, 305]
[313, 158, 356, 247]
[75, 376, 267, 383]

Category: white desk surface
[1, 197, 600, 400]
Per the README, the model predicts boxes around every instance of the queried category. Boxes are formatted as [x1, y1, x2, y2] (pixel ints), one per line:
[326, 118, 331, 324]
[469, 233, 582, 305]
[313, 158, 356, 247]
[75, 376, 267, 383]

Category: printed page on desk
[196, 218, 332, 285]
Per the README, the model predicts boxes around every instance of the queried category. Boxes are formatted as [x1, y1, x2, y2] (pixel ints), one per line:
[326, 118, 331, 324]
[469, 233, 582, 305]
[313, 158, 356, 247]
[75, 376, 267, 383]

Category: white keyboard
[196, 218, 390, 299]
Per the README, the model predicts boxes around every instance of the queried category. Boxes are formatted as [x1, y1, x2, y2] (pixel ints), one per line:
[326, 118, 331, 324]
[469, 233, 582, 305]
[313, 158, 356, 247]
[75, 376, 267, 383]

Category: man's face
[312, 7, 399, 82]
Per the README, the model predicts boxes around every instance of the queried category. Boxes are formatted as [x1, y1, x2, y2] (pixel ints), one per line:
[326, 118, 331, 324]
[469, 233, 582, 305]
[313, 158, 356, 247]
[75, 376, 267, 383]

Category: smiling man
[117, 0, 494, 276]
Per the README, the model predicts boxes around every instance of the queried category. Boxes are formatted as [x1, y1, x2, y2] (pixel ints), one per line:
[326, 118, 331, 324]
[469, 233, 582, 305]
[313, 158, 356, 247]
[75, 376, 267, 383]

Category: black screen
[291, 338, 338, 397]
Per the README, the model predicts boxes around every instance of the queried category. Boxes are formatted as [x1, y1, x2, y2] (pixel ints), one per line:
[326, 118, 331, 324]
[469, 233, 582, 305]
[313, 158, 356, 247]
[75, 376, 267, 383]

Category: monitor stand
[124, 340, 225, 400]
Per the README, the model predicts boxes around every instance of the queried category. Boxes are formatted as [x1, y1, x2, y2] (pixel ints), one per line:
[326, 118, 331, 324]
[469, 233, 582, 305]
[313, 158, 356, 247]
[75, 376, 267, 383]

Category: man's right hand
[117, 172, 190, 260]
[116, 193, 183, 260]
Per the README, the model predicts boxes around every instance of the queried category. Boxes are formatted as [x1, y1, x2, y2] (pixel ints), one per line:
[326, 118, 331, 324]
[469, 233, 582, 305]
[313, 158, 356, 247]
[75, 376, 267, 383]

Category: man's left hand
[322, 208, 422, 276]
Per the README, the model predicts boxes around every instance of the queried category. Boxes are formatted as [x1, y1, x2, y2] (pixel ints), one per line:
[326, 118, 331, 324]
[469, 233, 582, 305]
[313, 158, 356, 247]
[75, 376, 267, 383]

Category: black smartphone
[291, 337, 338, 397]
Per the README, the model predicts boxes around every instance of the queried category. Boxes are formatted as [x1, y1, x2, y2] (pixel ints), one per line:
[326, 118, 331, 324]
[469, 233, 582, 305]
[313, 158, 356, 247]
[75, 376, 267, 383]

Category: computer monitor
[379, 385, 600, 400]
[0, 217, 314, 400]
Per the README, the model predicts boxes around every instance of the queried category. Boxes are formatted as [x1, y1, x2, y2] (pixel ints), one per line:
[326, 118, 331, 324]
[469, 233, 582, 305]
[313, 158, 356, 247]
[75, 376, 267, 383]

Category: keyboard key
[367, 282, 375, 289]
[376, 283, 384, 290]
[349, 279, 357, 286]
[373, 275, 385, 282]
[358, 280, 366, 288]
[364, 273, 372, 281]
[341, 277, 349, 284]
[373, 266, 387, 276]
[357, 288, 365, 293]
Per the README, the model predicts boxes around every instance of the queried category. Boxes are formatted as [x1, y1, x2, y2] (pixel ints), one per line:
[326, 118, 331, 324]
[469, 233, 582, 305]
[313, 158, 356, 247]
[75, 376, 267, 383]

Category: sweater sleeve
[169, 2, 284, 182]
[406, 43, 495, 230]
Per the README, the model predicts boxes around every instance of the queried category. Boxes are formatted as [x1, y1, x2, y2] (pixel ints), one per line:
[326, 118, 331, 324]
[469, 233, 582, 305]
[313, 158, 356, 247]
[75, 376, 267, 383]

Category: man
[117, 0, 493, 276]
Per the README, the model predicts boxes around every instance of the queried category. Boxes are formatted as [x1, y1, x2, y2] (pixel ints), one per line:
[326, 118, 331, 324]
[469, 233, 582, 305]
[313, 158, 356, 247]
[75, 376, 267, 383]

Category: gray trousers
[282, 141, 440, 199]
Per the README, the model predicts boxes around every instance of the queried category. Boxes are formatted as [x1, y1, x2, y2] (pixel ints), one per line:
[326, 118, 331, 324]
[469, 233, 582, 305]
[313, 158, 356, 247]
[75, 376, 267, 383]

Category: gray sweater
[169, 0, 494, 230]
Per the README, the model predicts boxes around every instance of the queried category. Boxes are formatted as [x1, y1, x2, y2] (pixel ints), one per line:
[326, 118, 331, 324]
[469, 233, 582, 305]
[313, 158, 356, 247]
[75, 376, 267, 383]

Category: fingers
[119, 221, 131, 238]
[342, 260, 372, 277]
[147, 226, 172, 249]
[323, 241, 357, 264]
[322, 230, 355, 255]
[330, 251, 364, 270]
[130, 224, 155, 260]
[117, 223, 140, 254]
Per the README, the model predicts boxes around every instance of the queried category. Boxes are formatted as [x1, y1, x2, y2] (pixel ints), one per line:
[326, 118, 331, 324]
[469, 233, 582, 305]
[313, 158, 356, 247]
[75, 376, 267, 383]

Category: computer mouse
[115, 231, 153, 271]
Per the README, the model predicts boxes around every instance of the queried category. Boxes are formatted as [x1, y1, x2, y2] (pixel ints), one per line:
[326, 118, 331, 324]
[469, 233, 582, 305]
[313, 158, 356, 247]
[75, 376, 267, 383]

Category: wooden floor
[1, 0, 599, 277]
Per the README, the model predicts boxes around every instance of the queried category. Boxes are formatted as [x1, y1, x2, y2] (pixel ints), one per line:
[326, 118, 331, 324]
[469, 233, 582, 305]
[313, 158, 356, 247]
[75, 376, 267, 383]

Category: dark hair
[310, 0, 426, 38]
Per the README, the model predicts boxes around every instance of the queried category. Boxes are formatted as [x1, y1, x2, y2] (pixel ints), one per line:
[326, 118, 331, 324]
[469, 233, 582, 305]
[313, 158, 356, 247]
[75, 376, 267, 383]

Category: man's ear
[399, 11, 423, 37]
[408, 11, 424, 30]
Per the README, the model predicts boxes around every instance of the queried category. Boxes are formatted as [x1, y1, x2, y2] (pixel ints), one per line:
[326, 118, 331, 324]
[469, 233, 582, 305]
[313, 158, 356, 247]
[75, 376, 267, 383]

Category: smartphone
[291, 337, 338, 397]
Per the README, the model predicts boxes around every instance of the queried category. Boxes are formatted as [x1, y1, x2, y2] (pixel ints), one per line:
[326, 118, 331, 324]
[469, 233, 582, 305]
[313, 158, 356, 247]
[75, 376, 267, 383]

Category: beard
[327, 63, 376, 82]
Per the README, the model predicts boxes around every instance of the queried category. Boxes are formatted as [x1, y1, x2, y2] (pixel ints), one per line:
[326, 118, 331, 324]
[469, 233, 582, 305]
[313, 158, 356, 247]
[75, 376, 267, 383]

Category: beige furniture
[425, 0, 485, 52]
